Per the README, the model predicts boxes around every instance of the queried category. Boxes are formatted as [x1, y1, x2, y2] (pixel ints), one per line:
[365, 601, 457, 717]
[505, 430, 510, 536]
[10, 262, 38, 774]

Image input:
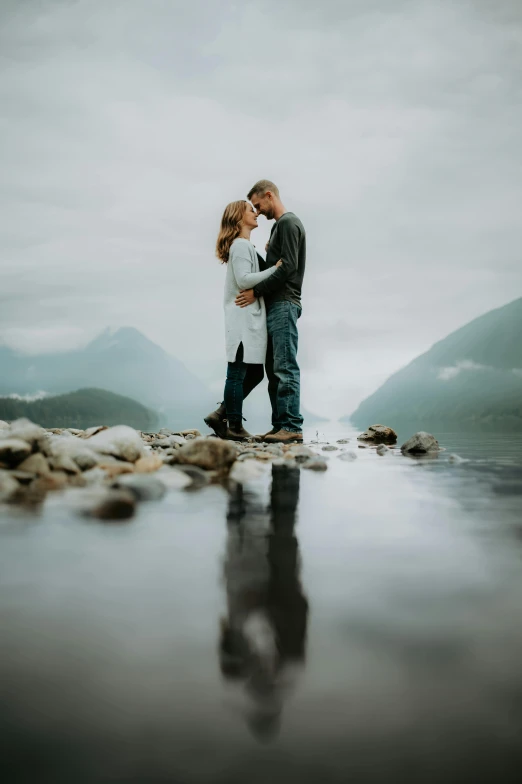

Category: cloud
[1, 0, 521, 417]
[437, 359, 492, 381]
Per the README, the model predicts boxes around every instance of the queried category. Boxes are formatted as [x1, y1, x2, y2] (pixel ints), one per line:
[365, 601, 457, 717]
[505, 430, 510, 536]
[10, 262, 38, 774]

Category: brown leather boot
[263, 429, 303, 444]
[225, 421, 254, 442]
[258, 427, 279, 441]
[204, 403, 227, 439]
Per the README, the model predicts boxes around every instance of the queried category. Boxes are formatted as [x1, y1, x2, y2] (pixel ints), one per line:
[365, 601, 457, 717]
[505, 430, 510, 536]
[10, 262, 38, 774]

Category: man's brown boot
[258, 427, 278, 441]
[225, 421, 254, 442]
[263, 429, 303, 445]
[204, 402, 227, 439]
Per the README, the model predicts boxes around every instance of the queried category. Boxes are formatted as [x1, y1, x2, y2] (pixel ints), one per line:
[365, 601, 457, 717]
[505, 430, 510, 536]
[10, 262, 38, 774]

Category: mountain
[347, 297, 522, 431]
[0, 388, 158, 431]
[0, 327, 213, 430]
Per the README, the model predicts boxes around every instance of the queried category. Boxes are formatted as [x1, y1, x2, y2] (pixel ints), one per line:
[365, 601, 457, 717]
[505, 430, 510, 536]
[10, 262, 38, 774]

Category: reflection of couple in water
[219, 463, 309, 741]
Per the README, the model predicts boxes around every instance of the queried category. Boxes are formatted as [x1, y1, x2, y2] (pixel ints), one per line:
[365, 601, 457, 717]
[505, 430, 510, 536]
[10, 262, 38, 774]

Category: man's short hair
[247, 179, 280, 200]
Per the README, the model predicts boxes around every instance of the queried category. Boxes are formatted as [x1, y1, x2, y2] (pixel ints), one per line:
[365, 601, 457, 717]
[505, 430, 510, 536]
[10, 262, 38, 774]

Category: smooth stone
[2, 418, 46, 448]
[134, 455, 163, 473]
[80, 489, 136, 521]
[357, 424, 398, 445]
[338, 451, 358, 461]
[302, 459, 328, 472]
[87, 425, 145, 463]
[376, 444, 388, 456]
[45, 436, 100, 471]
[178, 429, 202, 437]
[173, 464, 211, 489]
[66, 428, 83, 435]
[112, 474, 167, 502]
[98, 461, 135, 478]
[50, 453, 81, 474]
[40, 471, 70, 491]
[176, 438, 236, 471]
[0, 439, 32, 467]
[322, 445, 339, 451]
[156, 467, 193, 490]
[81, 467, 110, 486]
[229, 460, 268, 484]
[17, 453, 51, 477]
[336, 439, 350, 444]
[401, 432, 440, 454]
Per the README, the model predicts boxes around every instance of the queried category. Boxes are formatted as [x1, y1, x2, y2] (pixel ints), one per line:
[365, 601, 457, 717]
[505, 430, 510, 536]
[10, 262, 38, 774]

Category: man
[235, 180, 306, 444]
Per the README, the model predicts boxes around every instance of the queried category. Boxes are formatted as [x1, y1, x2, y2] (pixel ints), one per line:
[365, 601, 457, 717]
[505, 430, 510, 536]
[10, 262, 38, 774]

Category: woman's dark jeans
[224, 343, 264, 424]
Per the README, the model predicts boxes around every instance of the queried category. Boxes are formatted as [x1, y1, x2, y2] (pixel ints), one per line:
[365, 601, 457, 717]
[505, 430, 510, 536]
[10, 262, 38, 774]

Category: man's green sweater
[253, 212, 306, 309]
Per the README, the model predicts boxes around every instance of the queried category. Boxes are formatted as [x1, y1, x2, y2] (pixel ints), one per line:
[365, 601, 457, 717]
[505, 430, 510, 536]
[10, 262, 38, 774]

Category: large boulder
[401, 432, 440, 454]
[86, 425, 145, 463]
[176, 438, 236, 471]
[357, 424, 397, 445]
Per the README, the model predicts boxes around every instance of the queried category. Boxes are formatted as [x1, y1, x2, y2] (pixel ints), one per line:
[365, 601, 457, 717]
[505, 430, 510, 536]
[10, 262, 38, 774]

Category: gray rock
[112, 474, 167, 501]
[0, 470, 20, 502]
[45, 436, 100, 471]
[87, 425, 145, 463]
[336, 439, 350, 444]
[229, 460, 267, 484]
[338, 451, 358, 461]
[376, 444, 388, 456]
[322, 445, 339, 452]
[264, 445, 284, 457]
[0, 439, 32, 467]
[156, 467, 193, 490]
[302, 459, 328, 472]
[357, 424, 398, 445]
[81, 468, 109, 486]
[176, 438, 236, 471]
[401, 432, 440, 454]
[50, 453, 81, 474]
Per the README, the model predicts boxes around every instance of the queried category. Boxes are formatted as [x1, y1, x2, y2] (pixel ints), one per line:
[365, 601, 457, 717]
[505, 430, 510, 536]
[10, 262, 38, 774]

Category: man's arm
[252, 220, 300, 298]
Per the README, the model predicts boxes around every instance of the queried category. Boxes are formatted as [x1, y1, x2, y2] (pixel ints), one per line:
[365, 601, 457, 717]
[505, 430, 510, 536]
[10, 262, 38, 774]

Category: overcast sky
[1, 0, 521, 417]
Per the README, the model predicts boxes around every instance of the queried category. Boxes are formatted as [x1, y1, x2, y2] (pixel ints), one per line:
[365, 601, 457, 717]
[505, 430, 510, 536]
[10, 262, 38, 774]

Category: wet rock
[264, 445, 284, 457]
[176, 438, 236, 471]
[322, 445, 339, 452]
[45, 436, 100, 471]
[357, 424, 397, 445]
[112, 474, 167, 502]
[81, 489, 136, 521]
[302, 459, 328, 472]
[86, 425, 145, 463]
[336, 439, 350, 444]
[81, 467, 109, 486]
[376, 444, 388, 456]
[0, 439, 32, 467]
[229, 460, 268, 484]
[134, 454, 163, 473]
[358, 445, 367, 449]
[40, 471, 70, 491]
[401, 432, 440, 455]
[2, 418, 47, 449]
[338, 451, 358, 461]
[17, 453, 51, 477]
[449, 453, 468, 465]
[0, 470, 19, 502]
[285, 445, 314, 458]
[156, 467, 193, 490]
[50, 453, 81, 474]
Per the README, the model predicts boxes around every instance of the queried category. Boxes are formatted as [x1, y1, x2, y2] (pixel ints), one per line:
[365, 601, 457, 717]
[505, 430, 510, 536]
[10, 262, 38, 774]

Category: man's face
[251, 191, 275, 221]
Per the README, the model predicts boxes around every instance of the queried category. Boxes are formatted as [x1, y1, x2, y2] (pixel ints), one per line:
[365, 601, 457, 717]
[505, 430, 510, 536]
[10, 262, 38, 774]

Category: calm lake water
[1, 423, 522, 783]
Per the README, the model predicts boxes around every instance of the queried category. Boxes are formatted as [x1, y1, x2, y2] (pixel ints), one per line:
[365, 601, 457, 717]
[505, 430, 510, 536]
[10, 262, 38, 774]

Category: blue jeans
[266, 301, 303, 433]
[224, 343, 264, 424]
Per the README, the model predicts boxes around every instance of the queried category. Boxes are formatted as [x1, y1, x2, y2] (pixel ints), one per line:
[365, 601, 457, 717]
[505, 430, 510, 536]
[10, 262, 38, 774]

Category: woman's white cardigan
[223, 238, 276, 364]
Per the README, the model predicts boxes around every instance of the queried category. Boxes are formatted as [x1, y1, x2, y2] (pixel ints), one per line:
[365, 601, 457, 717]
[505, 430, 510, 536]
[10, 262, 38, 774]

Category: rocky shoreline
[0, 418, 443, 520]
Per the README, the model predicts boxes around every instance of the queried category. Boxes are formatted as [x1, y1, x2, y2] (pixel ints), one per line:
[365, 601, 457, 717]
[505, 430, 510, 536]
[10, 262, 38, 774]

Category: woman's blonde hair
[216, 200, 247, 264]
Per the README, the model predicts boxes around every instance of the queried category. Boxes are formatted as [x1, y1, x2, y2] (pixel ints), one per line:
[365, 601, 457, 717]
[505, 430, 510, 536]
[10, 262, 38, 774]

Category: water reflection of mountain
[219, 464, 308, 741]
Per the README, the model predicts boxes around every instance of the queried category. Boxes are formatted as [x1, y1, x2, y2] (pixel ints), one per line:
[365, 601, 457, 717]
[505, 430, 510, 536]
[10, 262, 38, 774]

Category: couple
[204, 180, 306, 445]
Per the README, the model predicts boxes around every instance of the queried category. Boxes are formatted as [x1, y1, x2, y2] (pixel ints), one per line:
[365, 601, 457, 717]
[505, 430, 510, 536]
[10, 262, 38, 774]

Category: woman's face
[242, 203, 259, 230]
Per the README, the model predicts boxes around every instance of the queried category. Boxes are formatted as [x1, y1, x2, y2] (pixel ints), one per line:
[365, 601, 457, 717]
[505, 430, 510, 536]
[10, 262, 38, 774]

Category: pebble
[336, 439, 350, 444]
[338, 451, 358, 461]
[112, 474, 167, 502]
[302, 459, 328, 472]
[322, 445, 339, 452]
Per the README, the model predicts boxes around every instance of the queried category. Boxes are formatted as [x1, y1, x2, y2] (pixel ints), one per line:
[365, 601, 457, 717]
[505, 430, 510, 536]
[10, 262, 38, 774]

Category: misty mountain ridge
[348, 296, 522, 431]
[0, 326, 326, 430]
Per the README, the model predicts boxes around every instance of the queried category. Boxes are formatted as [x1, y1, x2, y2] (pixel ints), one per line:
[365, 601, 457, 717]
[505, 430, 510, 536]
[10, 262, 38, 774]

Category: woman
[204, 200, 281, 441]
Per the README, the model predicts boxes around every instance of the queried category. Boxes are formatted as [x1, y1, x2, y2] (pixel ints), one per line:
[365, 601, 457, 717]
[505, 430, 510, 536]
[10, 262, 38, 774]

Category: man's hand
[235, 289, 256, 308]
